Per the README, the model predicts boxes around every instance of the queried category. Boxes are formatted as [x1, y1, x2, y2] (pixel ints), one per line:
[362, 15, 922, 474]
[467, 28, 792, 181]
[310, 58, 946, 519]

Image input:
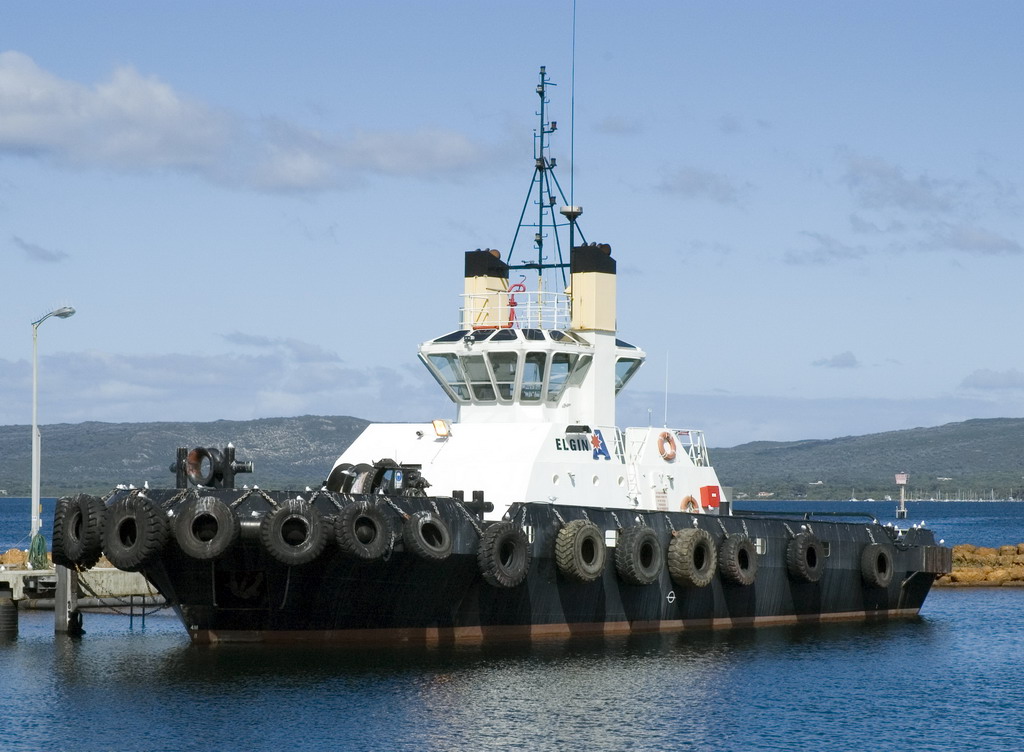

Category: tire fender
[259, 499, 328, 567]
[718, 535, 758, 586]
[860, 542, 894, 588]
[335, 501, 393, 561]
[402, 510, 452, 561]
[615, 526, 663, 586]
[477, 521, 531, 588]
[786, 532, 825, 583]
[174, 495, 239, 561]
[667, 528, 717, 588]
[555, 519, 607, 583]
[103, 495, 169, 572]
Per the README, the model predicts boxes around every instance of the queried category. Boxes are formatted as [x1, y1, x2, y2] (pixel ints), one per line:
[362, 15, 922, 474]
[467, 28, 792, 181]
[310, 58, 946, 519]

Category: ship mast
[506, 66, 585, 292]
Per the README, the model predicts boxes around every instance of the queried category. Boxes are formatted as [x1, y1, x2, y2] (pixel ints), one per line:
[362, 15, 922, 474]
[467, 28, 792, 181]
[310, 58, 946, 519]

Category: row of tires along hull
[52, 491, 899, 592]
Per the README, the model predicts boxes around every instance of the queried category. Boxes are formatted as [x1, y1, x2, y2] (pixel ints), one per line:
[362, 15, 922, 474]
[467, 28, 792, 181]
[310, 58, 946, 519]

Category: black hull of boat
[96, 489, 950, 644]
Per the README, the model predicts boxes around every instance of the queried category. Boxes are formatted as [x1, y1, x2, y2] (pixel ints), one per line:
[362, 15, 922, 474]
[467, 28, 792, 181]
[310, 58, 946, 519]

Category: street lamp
[30, 305, 75, 566]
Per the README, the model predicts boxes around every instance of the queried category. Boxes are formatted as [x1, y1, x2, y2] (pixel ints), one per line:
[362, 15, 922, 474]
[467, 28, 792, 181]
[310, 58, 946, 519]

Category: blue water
[2, 499, 1024, 751]
[733, 499, 1024, 548]
[0, 497, 56, 552]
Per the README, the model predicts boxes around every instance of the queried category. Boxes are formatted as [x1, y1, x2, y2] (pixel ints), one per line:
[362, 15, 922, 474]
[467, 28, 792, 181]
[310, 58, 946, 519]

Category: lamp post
[30, 306, 75, 562]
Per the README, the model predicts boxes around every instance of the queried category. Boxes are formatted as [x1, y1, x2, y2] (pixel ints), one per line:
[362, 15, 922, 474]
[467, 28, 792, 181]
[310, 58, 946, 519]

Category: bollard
[55, 565, 83, 636]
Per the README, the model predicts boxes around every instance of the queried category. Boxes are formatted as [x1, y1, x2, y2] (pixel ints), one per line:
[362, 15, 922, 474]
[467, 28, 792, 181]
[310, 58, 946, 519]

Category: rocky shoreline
[935, 544, 1024, 587]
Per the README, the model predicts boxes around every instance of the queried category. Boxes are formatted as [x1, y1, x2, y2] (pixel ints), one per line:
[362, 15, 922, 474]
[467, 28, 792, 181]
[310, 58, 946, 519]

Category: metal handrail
[460, 291, 571, 330]
[735, 509, 881, 524]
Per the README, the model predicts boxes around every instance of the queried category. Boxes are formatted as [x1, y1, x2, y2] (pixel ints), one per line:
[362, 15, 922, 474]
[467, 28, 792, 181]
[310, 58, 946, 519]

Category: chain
[77, 575, 169, 616]
[454, 501, 484, 536]
[326, 492, 347, 513]
[256, 489, 279, 508]
[383, 496, 410, 520]
[160, 488, 192, 509]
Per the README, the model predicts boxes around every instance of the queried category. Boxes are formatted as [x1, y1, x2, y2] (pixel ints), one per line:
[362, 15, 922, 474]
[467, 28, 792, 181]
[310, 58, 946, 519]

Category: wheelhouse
[419, 328, 643, 408]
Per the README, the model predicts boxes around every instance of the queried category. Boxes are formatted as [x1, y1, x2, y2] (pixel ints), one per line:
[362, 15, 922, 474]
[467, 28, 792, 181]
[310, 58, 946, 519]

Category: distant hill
[0, 416, 368, 495]
[0, 415, 1022, 499]
[712, 418, 1024, 500]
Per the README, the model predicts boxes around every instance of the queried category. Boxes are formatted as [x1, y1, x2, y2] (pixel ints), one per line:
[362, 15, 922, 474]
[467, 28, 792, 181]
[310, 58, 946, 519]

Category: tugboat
[52, 69, 951, 643]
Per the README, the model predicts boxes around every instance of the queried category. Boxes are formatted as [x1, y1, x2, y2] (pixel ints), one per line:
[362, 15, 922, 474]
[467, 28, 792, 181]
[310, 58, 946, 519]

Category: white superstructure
[330, 244, 725, 521]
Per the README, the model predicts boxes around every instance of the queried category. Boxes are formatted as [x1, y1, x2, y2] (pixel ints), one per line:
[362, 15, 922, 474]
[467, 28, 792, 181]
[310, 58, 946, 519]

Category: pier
[0, 549, 164, 637]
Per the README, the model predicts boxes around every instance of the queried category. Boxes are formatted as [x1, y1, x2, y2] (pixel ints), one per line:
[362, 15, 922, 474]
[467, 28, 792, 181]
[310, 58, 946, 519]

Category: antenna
[664, 353, 669, 427]
[506, 66, 585, 290]
[562, 0, 583, 259]
[569, 0, 577, 207]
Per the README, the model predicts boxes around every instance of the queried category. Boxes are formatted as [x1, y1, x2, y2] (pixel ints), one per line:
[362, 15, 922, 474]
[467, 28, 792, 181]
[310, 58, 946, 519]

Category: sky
[3, 1, 1024, 449]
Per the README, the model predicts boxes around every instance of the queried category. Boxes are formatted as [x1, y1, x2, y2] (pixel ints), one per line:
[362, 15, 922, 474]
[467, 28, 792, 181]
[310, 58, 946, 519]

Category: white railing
[460, 291, 571, 330]
[676, 430, 710, 467]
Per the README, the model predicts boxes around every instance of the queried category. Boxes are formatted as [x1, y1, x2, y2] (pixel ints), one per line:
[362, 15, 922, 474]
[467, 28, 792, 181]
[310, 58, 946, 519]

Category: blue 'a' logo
[590, 429, 611, 461]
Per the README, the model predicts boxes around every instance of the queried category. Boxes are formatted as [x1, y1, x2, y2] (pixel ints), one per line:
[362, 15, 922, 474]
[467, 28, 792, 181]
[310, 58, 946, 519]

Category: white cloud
[594, 115, 642, 135]
[0, 346, 452, 427]
[841, 152, 960, 214]
[848, 214, 907, 236]
[785, 232, 867, 265]
[0, 51, 231, 172]
[341, 129, 486, 176]
[925, 223, 1022, 255]
[716, 114, 742, 134]
[960, 368, 1024, 391]
[801, 155, 1023, 261]
[12, 235, 68, 263]
[0, 51, 492, 193]
[812, 351, 860, 369]
[221, 332, 342, 364]
[658, 166, 746, 205]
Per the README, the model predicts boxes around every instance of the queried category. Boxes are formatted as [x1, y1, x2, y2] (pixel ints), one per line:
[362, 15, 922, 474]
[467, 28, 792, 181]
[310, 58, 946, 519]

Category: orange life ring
[657, 431, 677, 461]
[681, 495, 698, 513]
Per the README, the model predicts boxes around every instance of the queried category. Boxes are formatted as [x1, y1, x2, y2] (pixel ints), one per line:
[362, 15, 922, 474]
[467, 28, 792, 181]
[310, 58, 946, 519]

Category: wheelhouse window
[432, 330, 468, 343]
[422, 337, 601, 406]
[460, 354, 495, 401]
[565, 354, 592, 390]
[426, 353, 470, 401]
[614, 357, 643, 394]
[547, 353, 577, 401]
[522, 352, 545, 401]
[488, 352, 518, 401]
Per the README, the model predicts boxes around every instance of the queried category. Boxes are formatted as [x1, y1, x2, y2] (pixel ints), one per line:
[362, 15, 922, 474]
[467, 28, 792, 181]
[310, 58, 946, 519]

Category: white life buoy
[658, 431, 677, 461]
